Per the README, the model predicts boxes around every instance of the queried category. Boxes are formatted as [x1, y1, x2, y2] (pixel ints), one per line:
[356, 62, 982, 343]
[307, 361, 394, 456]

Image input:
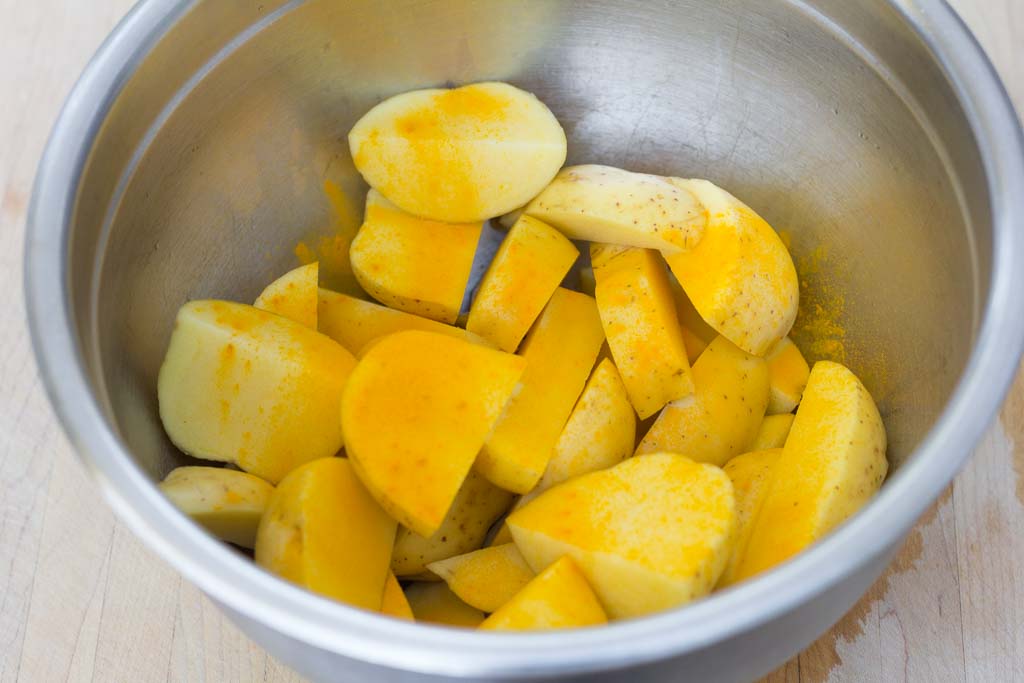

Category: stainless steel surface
[25, 0, 1024, 681]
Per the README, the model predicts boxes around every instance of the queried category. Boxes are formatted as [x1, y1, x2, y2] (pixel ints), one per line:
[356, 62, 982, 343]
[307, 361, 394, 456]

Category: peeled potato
[348, 82, 566, 223]
[663, 178, 798, 356]
[350, 189, 483, 323]
[480, 556, 607, 631]
[637, 335, 769, 466]
[428, 543, 534, 613]
[736, 361, 887, 581]
[405, 582, 486, 627]
[717, 449, 782, 588]
[255, 458, 396, 609]
[765, 336, 811, 414]
[381, 572, 414, 620]
[508, 453, 736, 619]
[158, 301, 357, 484]
[158, 466, 273, 548]
[524, 165, 704, 252]
[750, 413, 795, 450]
[344, 331, 525, 537]
[254, 262, 318, 329]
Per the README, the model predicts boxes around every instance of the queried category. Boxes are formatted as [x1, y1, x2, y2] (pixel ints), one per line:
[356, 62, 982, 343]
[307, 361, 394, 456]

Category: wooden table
[1, 2, 1021, 681]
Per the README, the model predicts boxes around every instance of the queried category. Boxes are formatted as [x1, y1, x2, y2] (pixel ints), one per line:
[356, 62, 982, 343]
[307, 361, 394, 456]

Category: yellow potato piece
[508, 453, 736, 619]
[466, 215, 579, 352]
[350, 189, 483, 323]
[736, 361, 887, 580]
[405, 582, 486, 627]
[476, 288, 605, 493]
[480, 556, 607, 631]
[381, 572, 414, 620]
[348, 82, 566, 223]
[750, 413, 796, 450]
[663, 178, 798, 356]
[669, 274, 717, 363]
[428, 543, 535, 613]
[524, 165, 704, 252]
[765, 336, 811, 414]
[343, 331, 525, 537]
[254, 262, 318, 329]
[318, 288, 490, 355]
[592, 244, 693, 418]
[488, 522, 514, 548]
[637, 336, 769, 466]
[158, 466, 273, 549]
[158, 301, 357, 484]
[717, 449, 782, 588]
[392, 470, 514, 577]
[255, 458, 396, 609]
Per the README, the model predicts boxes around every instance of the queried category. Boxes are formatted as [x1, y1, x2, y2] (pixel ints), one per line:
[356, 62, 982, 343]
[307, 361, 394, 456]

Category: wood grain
[0, 1, 1020, 682]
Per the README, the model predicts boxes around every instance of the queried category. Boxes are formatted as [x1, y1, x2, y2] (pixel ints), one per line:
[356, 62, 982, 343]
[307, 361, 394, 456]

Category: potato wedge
[254, 262, 318, 329]
[476, 288, 605, 493]
[765, 336, 811, 414]
[158, 301, 356, 483]
[428, 543, 534, 613]
[669, 274, 717, 362]
[736, 361, 887, 580]
[343, 331, 525, 537]
[663, 178, 798, 356]
[381, 572, 414, 620]
[480, 556, 607, 631]
[158, 466, 273, 548]
[592, 244, 693, 418]
[255, 458, 396, 609]
[405, 582, 486, 627]
[524, 165, 704, 252]
[349, 82, 566, 223]
[508, 453, 736, 619]
[466, 215, 579, 352]
[750, 413, 795, 450]
[350, 189, 482, 323]
[637, 336, 769, 466]
[717, 449, 782, 587]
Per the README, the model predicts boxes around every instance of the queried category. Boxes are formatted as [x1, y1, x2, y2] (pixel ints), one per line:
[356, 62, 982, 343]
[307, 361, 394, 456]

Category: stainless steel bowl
[25, 1, 1024, 681]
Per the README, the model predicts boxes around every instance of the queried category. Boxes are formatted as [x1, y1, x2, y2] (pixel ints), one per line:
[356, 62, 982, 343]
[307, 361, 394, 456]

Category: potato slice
[381, 572, 414, 620]
[254, 262, 318, 329]
[524, 165, 704, 252]
[255, 458, 396, 609]
[592, 244, 693, 418]
[765, 336, 811, 414]
[480, 556, 607, 631]
[508, 453, 736, 619]
[736, 361, 887, 580]
[636, 336, 769, 466]
[669, 274, 717, 363]
[466, 215, 579, 352]
[662, 178, 798, 356]
[428, 543, 534, 613]
[750, 413, 795, 450]
[476, 288, 605, 493]
[344, 331, 525, 537]
[350, 190, 483, 323]
[717, 449, 783, 588]
[392, 470, 514, 577]
[158, 301, 357, 483]
[405, 583, 486, 627]
[158, 466, 273, 548]
[348, 82, 566, 223]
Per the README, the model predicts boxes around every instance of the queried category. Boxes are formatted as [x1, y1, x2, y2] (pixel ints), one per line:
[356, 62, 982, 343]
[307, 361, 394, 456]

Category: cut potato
[476, 288, 605, 493]
[350, 189, 483, 323]
[158, 301, 357, 484]
[158, 466, 273, 549]
[349, 82, 566, 223]
[392, 470, 514, 577]
[637, 335, 769, 466]
[717, 449, 782, 588]
[480, 556, 607, 631]
[466, 215, 579, 352]
[765, 336, 811, 414]
[750, 413, 795, 450]
[318, 288, 490, 355]
[669, 274, 717, 363]
[428, 543, 534, 613]
[736, 361, 887, 580]
[343, 331, 525, 537]
[381, 572, 414, 620]
[592, 244, 693, 418]
[405, 582, 486, 627]
[254, 262, 318, 329]
[663, 178, 798, 356]
[508, 453, 736, 619]
[524, 165, 704, 252]
[254, 458, 396, 609]
[488, 521, 515, 548]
